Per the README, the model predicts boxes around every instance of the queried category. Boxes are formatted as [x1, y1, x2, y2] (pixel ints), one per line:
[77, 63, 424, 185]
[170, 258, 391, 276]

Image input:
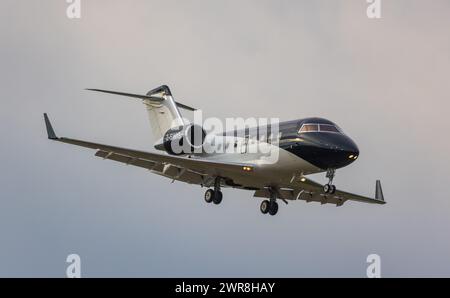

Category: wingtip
[43, 113, 58, 140]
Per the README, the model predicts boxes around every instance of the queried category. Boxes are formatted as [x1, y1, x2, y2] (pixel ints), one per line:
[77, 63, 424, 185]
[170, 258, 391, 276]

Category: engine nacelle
[162, 124, 206, 155]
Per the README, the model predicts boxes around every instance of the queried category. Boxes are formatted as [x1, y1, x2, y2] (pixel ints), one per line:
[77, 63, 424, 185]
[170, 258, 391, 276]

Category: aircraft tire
[213, 191, 223, 205]
[330, 185, 336, 194]
[205, 189, 215, 203]
[260, 200, 270, 214]
[269, 201, 279, 216]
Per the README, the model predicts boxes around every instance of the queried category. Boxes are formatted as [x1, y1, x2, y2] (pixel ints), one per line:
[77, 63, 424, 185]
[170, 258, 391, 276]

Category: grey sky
[1, 0, 450, 277]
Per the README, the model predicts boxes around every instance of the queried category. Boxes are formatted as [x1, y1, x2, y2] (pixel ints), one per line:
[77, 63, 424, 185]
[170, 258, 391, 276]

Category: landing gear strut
[323, 169, 336, 194]
[204, 177, 223, 205]
[260, 188, 279, 216]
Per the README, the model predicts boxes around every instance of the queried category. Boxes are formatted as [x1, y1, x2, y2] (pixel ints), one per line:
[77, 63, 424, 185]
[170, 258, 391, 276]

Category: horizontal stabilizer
[86, 88, 197, 111]
[86, 88, 163, 101]
[175, 102, 197, 112]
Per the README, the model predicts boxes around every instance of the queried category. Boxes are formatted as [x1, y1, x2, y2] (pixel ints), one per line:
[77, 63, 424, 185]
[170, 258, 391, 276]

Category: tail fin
[87, 85, 196, 143]
[143, 85, 185, 142]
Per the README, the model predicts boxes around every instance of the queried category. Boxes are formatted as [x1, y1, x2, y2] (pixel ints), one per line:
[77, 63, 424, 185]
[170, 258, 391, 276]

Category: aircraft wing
[293, 176, 385, 206]
[254, 176, 385, 207]
[43, 114, 251, 183]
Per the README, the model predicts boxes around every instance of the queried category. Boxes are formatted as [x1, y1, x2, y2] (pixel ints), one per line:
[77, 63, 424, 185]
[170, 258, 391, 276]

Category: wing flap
[95, 148, 206, 185]
[254, 187, 348, 206]
[95, 150, 157, 169]
[296, 190, 347, 206]
[95, 150, 204, 184]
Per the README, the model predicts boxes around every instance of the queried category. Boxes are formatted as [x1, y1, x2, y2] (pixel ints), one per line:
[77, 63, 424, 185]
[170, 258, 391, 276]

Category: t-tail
[86, 85, 197, 144]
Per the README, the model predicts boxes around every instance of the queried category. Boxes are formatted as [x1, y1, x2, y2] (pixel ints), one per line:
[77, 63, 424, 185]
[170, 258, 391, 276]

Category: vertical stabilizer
[143, 85, 185, 143]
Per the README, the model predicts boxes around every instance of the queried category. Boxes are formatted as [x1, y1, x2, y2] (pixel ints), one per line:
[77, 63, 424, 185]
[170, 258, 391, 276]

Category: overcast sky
[1, 0, 450, 277]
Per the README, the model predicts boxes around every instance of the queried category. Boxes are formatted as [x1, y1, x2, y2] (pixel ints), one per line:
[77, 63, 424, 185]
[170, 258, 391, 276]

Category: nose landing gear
[323, 169, 337, 194]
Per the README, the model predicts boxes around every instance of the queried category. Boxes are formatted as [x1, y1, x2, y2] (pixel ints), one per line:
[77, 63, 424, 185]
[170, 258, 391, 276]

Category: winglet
[43, 113, 58, 140]
[375, 180, 385, 202]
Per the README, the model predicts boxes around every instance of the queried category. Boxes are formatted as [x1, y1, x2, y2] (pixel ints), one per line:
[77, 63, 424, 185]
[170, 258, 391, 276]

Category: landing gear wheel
[213, 191, 223, 205]
[269, 201, 279, 216]
[324, 184, 336, 194]
[204, 189, 215, 203]
[260, 200, 270, 214]
[330, 185, 336, 194]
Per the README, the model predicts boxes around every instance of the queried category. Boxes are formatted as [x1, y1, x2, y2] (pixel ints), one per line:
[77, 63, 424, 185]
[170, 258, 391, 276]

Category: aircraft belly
[147, 145, 322, 190]
[253, 148, 321, 184]
[188, 146, 321, 189]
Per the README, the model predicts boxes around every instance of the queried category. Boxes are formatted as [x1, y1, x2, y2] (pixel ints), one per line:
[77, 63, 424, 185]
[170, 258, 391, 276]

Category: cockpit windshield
[319, 124, 341, 133]
[299, 124, 319, 132]
[299, 123, 342, 134]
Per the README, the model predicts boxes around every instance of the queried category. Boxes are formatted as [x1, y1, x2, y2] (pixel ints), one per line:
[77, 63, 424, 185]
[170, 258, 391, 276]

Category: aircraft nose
[322, 134, 359, 168]
[296, 133, 360, 170]
[331, 135, 359, 155]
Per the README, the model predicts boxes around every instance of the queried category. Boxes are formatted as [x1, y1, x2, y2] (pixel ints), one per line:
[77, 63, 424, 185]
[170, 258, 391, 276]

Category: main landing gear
[260, 188, 279, 216]
[204, 177, 223, 205]
[323, 168, 336, 194]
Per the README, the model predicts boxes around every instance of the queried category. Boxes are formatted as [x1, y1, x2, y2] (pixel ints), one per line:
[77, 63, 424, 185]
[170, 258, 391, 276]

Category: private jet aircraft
[43, 85, 385, 216]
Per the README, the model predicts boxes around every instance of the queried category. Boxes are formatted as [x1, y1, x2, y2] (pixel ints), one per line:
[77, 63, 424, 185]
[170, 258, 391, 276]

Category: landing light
[349, 155, 354, 159]
[242, 166, 253, 172]
[353, 156, 358, 160]
[300, 177, 306, 182]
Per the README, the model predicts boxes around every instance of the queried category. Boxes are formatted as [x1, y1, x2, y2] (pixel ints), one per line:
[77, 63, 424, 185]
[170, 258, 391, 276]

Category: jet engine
[162, 124, 206, 155]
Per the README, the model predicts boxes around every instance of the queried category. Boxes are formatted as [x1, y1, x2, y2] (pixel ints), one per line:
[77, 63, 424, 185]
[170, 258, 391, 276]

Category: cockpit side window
[299, 124, 319, 133]
[319, 124, 341, 133]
